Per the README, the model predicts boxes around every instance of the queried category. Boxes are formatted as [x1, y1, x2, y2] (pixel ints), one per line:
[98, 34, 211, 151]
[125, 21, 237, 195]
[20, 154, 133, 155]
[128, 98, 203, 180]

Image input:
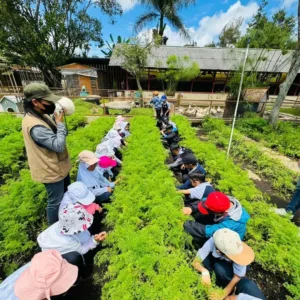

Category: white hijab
[102, 129, 121, 142]
[120, 122, 130, 138]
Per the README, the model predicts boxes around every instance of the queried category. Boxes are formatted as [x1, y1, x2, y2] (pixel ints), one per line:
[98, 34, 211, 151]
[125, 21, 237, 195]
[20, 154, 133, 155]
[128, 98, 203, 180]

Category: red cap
[198, 192, 230, 215]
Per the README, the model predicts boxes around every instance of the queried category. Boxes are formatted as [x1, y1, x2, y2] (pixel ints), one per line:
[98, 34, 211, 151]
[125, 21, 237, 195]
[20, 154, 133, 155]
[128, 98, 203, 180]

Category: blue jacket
[205, 201, 250, 239]
[184, 197, 250, 241]
[177, 163, 207, 190]
[150, 96, 162, 109]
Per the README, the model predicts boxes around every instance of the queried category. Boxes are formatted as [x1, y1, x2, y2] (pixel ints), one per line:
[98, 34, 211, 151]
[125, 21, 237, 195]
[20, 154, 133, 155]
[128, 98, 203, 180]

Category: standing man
[150, 91, 162, 119]
[161, 95, 171, 117]
[22, 83, 71, 225]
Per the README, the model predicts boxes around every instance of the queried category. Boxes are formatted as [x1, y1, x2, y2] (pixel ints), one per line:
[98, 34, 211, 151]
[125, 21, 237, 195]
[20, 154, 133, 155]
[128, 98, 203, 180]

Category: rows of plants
[0, 117, 114, 279]
[95, 116, 207, 300]
[172, 115, 300, 299]
[235, 114, 300, 158]
[201, 117, 298, 199]
[0, 113, 87, 182]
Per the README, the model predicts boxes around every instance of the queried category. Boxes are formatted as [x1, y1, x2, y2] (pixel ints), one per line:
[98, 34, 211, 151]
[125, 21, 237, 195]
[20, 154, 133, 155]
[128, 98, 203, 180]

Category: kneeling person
[184, 192, 250, 241]
[192, 228, 255, 298]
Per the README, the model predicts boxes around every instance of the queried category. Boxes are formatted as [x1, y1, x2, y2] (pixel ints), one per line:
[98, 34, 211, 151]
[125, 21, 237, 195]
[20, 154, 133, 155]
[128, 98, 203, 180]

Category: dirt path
[243, 136, 300, 173]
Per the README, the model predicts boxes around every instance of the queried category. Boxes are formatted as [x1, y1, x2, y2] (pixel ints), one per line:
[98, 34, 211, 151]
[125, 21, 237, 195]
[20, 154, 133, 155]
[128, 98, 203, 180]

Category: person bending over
[38, 203, 107, 278]
[0, 249, 78, 300]
[184, 192, 250, 242]
[176, 154, 206, 190]
[192, 228, 255, 300]
[77, 151, 117, 204]
[177, 172, 215, 205]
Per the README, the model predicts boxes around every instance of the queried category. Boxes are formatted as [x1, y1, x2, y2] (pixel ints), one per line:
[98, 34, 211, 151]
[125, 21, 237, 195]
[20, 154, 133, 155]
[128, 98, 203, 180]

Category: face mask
[41, 102, 56, 115]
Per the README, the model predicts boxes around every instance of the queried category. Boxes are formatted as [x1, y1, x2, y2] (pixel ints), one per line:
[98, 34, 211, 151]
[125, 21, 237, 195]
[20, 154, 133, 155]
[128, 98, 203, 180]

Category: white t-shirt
[197, 237, 247, 277]
[189, 182, 212, 200]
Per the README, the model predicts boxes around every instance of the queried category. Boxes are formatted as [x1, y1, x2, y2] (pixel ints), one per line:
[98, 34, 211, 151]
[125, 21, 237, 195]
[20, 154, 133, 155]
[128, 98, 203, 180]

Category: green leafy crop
[172, 115, 300, 298]
[95, 116, 208, 300]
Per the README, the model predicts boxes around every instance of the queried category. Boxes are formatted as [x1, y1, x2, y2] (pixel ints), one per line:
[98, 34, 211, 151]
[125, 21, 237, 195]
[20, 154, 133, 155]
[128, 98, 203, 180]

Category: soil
[247, 263, 290, 299]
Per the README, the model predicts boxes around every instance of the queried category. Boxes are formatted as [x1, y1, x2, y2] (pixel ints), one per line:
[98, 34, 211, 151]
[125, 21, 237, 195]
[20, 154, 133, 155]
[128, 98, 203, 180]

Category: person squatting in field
[192, 228, 265, 300]
[22, 83, 71, 225]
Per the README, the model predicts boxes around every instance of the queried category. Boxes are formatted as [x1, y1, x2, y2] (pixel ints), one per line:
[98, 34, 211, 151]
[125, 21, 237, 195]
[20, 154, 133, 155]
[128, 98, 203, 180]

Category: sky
[86, 0, 298, 57]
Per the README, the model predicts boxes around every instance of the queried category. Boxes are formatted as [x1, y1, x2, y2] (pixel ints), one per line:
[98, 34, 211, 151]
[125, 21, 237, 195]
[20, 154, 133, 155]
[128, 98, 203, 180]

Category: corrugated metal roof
[110, 46, 297, 73]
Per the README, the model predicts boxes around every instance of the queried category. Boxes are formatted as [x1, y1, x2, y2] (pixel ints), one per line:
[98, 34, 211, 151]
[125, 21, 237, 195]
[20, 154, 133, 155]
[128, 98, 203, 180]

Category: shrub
[0, 114, 22, 138]
[96, 116, 207, 300]
[173, 115, 300, 298]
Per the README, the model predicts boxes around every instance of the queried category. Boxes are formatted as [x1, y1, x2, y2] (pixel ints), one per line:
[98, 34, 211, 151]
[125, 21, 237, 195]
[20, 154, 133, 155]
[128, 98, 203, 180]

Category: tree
[133, 0, 195, 42]
[0, 0, 122, 87]
[269, 0, 300, 126]
[114, 37, 159, 91]
[204, 41, 216, 47]
[218, 18, 243, 47]
[101, 34, 131, 57]
[236, 1, 296, 50]
[157, 55, 200, 96]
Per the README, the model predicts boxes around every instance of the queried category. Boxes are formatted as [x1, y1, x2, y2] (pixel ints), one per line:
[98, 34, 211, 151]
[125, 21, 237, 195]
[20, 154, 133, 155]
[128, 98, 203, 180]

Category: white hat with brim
[213, 228, 255, 266]
[14, 250, 78, 300]
[68, 182, 95, 206]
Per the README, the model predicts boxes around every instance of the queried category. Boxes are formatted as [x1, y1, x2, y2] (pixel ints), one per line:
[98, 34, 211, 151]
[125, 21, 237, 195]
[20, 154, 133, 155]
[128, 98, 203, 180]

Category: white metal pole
[227, 41, 250, 158]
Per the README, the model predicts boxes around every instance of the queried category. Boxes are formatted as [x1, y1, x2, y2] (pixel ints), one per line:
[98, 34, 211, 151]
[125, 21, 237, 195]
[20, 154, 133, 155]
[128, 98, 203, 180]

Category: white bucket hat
[58, 203, 93, 235]
[68, 182, 95, 205]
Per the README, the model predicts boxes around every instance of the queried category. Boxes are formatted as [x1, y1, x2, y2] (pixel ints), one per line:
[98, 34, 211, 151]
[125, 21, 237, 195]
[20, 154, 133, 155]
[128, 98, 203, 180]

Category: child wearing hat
[37, 203, 107, 278]
[77, 151, 117, 204]
[0, 249, 78, 300]
[184, 192, 250, 242]
[192, 228, 255, 299]
[176, 154, 206, 190]
[161, 95, 171, 117]
[150, 91, 162, 119]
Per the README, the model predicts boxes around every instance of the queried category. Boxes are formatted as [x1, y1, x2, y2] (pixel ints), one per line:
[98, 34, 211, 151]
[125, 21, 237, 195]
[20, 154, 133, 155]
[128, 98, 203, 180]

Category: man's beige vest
[22, 114, 72, 183]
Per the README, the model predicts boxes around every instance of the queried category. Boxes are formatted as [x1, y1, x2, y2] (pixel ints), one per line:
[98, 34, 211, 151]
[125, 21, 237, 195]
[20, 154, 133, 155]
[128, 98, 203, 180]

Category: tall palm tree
[133, 0, 195, 40]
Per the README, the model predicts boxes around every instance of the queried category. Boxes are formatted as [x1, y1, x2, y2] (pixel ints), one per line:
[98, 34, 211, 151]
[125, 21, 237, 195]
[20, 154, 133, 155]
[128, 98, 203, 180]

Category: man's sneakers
[273, 208, 294, 219]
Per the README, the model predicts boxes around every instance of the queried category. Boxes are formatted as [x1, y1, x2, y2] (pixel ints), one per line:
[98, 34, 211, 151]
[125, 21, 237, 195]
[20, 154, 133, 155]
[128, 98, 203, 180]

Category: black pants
[203, 254, 234, 288]
[235, 278, 266, 299]
[62, 247, 100, 279]
[155, 108, 161, 119]
[95, 192, 111, 204]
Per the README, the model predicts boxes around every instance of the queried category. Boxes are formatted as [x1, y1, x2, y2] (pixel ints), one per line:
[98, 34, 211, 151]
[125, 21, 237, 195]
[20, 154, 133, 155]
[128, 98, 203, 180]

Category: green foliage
[236, 115, 300, 158]
[130, 108, 154, 116]
[134, 0, 195, 39]
[236, 1, 296, 50]
[96, 116, 207, 300]
[67, 117, 115, 180]
[157, 55, 200, 96]
[218, 17, 243, 47]
[0, 117, 114, 279]
[101, 34, 131, 57]
[114, 37, 159, 90]
[0, 0, 122, 86]
[201, 117, 297, 199]
[280, 107, 300, 116]
[172, 115, 300, 298]
[0, 114, 22, 138]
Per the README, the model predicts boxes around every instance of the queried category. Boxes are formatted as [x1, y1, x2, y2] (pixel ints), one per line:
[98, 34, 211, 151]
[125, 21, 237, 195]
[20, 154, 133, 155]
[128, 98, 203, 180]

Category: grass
[280, 108, 300, 116]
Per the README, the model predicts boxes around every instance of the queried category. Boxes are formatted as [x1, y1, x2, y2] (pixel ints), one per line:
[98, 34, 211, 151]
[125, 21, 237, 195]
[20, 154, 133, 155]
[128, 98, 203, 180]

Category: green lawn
[280, 107, 300, 116]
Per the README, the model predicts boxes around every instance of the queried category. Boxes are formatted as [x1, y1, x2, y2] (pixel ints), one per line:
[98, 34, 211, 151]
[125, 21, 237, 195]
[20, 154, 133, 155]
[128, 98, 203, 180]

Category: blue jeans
[286, 178, 300, 214]
[235, 278, 266, 299]
[202, 254, 234, 288]
[44, 174, 70, 225]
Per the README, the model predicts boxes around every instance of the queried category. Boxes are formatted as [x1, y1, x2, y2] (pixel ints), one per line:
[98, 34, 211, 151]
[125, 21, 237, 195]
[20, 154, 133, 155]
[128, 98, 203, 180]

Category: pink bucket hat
[58, 203, 93, 235]
[98, 156, 117, 168]
[14, 249, 78, 300]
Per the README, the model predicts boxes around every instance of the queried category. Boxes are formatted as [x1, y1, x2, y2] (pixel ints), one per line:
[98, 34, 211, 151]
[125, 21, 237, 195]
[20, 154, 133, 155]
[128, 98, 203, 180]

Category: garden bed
[172, 115, 300, 299]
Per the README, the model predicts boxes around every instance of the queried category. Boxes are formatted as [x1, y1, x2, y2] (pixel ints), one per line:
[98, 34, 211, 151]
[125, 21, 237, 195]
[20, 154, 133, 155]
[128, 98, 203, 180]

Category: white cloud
[117, 0, 138, 12]
[281, 0, 297, 8]
[138, 1, 259, 47]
